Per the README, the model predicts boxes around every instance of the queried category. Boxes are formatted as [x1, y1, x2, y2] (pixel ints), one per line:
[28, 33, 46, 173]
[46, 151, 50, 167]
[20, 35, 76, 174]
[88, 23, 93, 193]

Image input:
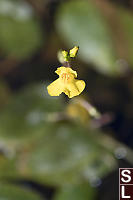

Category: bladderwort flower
[47, 46, 86, 98]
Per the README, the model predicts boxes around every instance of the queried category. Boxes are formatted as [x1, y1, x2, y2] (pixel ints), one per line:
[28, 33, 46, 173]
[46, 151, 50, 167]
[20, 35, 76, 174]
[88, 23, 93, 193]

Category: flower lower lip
[61, 73, 70, 82]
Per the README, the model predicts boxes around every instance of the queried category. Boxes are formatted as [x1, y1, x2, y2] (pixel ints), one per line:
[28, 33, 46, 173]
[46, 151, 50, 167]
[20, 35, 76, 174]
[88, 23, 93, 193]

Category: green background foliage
[0, 0, 133, 199]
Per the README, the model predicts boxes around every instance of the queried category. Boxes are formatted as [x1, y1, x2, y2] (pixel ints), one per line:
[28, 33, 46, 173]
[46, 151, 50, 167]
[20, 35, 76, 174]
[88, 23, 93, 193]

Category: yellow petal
[55, 67, 77, 78]
[75, 80, 85, 94]
[47, 78, 64, 96]
[67, 68, 77, 78]
[65, 80, 85, 98]
[69, 46, 79, 57]
[64, 89, 70, 97]
[55, 67, 64, 75]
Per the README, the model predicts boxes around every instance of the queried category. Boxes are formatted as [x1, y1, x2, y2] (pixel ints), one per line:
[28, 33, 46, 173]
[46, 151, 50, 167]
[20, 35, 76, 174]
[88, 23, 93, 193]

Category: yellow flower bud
[69, 46, 79, 58]
[62, 50, 69, 62]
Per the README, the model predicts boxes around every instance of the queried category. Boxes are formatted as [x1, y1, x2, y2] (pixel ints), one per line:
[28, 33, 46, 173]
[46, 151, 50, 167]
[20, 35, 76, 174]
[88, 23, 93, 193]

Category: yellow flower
[69, 46, 79, 57]
[47, 67, 85, 98]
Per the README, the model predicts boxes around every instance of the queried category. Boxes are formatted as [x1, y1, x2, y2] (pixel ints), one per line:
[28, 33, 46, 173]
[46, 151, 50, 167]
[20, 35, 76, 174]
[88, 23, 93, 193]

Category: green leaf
[56, 0, 119, 75]
[54, 184, 96, 200]
[0, 183, 43, 200]
[0, 84, 116, 185]
[0, 0, 43, 59]
[0, 84, 63, 147]
[118, 7, 133, 66]
[0, 123, 116, 185]
[24, 123, 116, 185]
[0, 81, 11, 108]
